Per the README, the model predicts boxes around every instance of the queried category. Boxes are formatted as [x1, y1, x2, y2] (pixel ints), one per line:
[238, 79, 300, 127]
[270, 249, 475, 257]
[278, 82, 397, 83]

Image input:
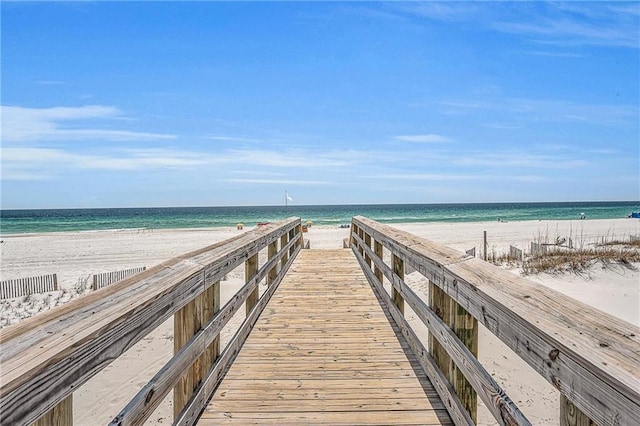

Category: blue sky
[1, 1, 638, 208]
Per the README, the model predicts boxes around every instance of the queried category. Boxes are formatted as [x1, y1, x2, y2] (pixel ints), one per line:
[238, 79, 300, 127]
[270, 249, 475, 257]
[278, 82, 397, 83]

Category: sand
[1, 218, 639, 425]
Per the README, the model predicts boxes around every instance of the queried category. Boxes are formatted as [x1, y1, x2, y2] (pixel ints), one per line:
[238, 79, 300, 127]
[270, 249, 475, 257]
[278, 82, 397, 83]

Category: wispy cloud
[2, 105, 176, 142]
[371, 172, 549, 183]
[0, 145, 380, 181]
[394, 3, 482, 22]
[393, 134, 451, 143]
[394, 2, 639, 49]
[453, 152, 589, 169]
[208, 136, 262, 143]
[442, 98, 638, 125]
[224, 178, 331, 186]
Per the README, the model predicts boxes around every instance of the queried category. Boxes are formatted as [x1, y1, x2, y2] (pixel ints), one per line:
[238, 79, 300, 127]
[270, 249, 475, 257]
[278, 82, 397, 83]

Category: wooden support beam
[561, 394, 596, 426]
[295, 224, 302, 249]
[267, 240, 278, 286]
[364, 233, 372, 268]
[288, 229, 295, 257]
[245, 253, 259, 315]
[374, 241, 383, 283]
[173, 272, 221, 420]
[392, 254, 404, 315]
[280, 233, 289, 266]
[429, 281, 478, 422]
[33, 394, 72, 426]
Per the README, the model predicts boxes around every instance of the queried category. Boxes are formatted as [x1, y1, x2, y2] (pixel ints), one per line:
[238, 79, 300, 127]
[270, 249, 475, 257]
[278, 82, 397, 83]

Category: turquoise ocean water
[1, 202, 638, 234]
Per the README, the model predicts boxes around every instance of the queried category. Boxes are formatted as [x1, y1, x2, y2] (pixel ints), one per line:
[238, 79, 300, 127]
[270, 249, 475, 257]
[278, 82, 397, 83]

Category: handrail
[0, 217, 303, 425]
[350, 216, 640, 426]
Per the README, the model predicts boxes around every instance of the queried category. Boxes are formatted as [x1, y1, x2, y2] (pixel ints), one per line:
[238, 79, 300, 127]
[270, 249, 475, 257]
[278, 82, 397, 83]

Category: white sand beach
[1, 218, 639, 425]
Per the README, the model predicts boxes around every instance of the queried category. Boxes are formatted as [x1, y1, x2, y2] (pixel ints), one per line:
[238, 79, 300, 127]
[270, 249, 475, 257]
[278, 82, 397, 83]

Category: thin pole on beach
[483, 231, 488, 261]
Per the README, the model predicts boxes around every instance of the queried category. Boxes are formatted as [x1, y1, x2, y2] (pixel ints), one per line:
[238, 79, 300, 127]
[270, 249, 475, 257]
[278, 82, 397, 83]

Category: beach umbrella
[236, 223, 244, 230]
[306, 221, 313, 227]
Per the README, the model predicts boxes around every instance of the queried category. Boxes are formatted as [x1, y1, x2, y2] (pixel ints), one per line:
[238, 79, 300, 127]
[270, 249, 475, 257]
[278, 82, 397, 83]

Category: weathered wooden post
[288, 228, 296, 258]
[174, 272, 220, 419]
[246, 253, 259, 315]
[374, 241, 383, 283]
[280, 231, 289, 266]
[295, 224, 303, 250]
[429, 282, 478, 422]
[364, 233, 372, 268]
[392, 254, 404, 315]
[483, 231, 488, 261]
[34, 395, 72, 426]
[560, 394, 596, 426]
[267, 239, 278, 286]
[358, 228, 365, 256]
[350, 224, 358, 247]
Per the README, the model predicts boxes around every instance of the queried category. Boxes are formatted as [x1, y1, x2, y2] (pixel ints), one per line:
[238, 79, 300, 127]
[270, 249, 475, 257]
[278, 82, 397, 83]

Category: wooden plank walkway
[199, 249, 452, 425]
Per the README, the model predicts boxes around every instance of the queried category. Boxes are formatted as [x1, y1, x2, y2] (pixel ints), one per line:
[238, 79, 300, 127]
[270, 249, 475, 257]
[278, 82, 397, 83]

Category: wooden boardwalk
[199, 249, 452, 425]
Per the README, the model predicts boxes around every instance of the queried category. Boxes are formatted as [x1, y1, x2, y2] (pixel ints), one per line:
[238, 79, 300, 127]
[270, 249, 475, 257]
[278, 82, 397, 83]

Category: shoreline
[2, 216, 639, 238]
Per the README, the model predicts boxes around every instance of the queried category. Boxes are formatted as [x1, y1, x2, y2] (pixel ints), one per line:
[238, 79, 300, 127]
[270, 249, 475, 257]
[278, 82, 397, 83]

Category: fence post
[288, 228, 295, 258]
[174, 270, 217, 419]
[280, 231, 289, 266]
[350, 224, 358, 247]
[483, 230, 488, 261]
[33, 394, 72, 426]
[374, 241, 383, 283]
[245, 253, 259, 315]
[295, 224, 302, 249]
[267, 240, 278, 286]
[560, 394, 595, 426]
[364, 233, 372, 268]
[429, 281, 478, 422]
[200, 278, 220, 390]
[392, 254, 404, 315]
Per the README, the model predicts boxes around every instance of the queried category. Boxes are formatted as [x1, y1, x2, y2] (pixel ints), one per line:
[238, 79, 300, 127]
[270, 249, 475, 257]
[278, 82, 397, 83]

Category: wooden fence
[0, 217, 303, 426]
[350, 216, 640, 426]
[92, 267, 146, 291]
[509, 245, 523, 261]
[0, 274, 59, 299]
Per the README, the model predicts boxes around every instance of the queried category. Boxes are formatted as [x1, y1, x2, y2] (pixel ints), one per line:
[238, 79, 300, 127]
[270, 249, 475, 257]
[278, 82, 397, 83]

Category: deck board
[198, 249, 451, 425]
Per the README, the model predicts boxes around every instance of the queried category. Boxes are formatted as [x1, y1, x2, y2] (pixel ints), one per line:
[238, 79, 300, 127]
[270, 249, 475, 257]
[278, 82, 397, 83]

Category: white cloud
[442, 98, 638, 125]
[224, 178, 331, 185]
[1, 105, 176, 142]
[369, 173, 548, 183]
[208, 136, 262, 143]
[393, 134, 451, 143]
[453, 153, 589, 169]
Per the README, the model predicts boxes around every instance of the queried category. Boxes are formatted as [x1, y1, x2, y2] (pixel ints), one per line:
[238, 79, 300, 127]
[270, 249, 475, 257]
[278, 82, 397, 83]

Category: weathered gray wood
[483, 230, 487, 261]
[109, 236, 299, 425]
[352, 231, 529, 425]
[245, 253, 259, 316]
[374, 241, 383, 283]
[174, 246, 301, 425]
[392, 253, 405, 315]
[561, 394, 596, 426]
[0, 218, 301, 426]
[364, 233, 372, 268]
[351, 217, 640, 426]
[267, 240, 278, 286]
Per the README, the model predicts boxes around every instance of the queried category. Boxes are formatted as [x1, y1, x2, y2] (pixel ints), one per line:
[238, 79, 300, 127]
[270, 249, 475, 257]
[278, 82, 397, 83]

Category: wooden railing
[349, 216, 640, 426]
[0, 217, 303, 425]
